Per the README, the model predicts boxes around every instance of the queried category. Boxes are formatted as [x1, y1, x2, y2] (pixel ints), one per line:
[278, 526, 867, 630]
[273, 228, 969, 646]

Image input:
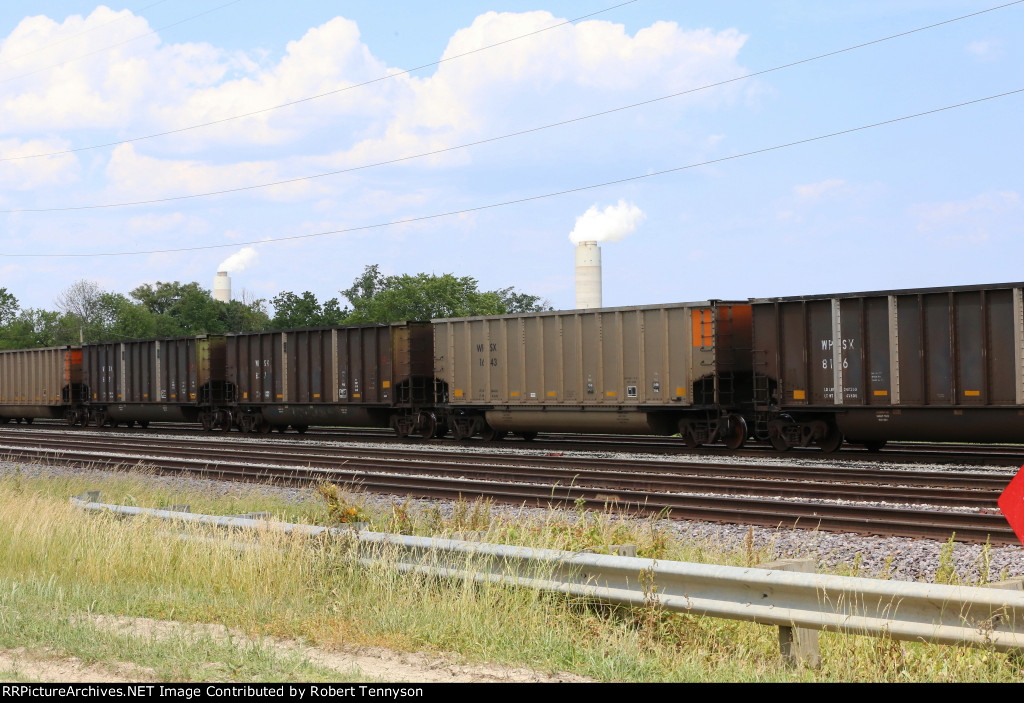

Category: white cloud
[0, 138, 79, 191]
[966, 39, 1003, 61]
[330, 13, 749, 169]
[914, 191, 1019, 227]
[103, 143, 328, 202]
[126, 212, 207, 235]
[912, 191, 1021, 244]
[794, 179, 845, 200]
[0, 10, 751, 219]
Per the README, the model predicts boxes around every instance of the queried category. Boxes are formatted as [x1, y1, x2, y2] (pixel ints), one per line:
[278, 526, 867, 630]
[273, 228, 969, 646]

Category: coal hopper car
[223, 322, 439, 435]
[0, 346, 82, 423]
[751, 281, 1024, 451]
[433, 302, 755, 447]
[79, 335, 227, 428]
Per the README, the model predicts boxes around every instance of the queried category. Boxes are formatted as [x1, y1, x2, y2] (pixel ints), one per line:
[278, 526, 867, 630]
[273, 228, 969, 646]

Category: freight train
[2, 281, 1021, 453]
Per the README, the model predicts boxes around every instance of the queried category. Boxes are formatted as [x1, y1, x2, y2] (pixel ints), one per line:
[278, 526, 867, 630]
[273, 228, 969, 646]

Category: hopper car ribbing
[2, 281, 1023, 452]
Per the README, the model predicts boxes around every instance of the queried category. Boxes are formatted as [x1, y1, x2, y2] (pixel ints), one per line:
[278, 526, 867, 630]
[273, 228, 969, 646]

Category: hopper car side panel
[79, 336, 226, 426]
[435, 303, 754, 446]
[0, 346, 81, 422]
[224, 323, 437, 433]
[752, 282, 1024, 449]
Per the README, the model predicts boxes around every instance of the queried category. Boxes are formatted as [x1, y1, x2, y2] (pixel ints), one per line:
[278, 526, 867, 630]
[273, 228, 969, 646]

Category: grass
[0, 463, 1020, 682]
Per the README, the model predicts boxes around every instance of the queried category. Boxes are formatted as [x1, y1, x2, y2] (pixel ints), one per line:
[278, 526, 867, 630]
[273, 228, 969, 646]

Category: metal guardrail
[71, 491, 1024, 665]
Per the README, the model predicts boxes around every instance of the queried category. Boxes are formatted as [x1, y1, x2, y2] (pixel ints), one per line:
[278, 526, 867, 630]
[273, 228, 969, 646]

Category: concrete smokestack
[213, 271, 231, 302]
[575, 241, 602, 309]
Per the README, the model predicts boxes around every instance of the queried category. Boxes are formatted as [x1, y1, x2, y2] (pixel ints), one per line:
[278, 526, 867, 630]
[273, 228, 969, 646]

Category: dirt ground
[0, 614, 592, 683]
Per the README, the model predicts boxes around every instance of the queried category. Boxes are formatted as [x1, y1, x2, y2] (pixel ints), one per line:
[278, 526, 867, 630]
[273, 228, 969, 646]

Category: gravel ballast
[3, 439, 1023, 586]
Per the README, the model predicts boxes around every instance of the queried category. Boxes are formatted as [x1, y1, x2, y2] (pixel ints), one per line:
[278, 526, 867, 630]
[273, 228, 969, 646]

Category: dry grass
[0, 465, 1020, 682]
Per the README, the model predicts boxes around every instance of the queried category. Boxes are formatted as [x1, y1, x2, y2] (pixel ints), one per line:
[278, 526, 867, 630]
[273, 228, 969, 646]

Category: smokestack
[213, 271, 231, 302]
[575, 241, 602, 309]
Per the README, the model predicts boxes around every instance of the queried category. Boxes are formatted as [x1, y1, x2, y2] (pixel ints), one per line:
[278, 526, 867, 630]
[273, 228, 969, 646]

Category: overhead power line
[0, 0, 244, 87]
[4, 86, 1020, 258]
[2, 0, 1021, 214]
[0, 0, 639, 162]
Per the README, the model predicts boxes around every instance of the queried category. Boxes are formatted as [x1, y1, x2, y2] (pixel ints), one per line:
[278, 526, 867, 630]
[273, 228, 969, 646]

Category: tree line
[0, 265, 548, 350]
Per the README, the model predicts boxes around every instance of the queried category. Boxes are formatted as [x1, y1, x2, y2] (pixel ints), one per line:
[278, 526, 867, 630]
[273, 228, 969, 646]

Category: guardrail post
[758, 558, 821, 668]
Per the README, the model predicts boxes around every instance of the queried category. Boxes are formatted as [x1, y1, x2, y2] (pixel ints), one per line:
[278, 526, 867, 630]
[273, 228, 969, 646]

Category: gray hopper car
[433, 301, 754, 447]
[0, 346, 82, 423]
[752, 282, 1024, 451]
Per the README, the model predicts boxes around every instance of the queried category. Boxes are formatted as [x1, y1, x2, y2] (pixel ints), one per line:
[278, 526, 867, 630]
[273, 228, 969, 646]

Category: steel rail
[4, 443, 1013, 543]
[0, 428, 1012, 489]
[11, 420, 1024, 464]
[0, 436, 1002, 509]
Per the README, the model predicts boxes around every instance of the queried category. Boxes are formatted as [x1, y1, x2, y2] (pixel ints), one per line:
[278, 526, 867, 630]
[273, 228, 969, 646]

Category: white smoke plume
[569, 200, 646, 244]
[218, 247, 258, 273]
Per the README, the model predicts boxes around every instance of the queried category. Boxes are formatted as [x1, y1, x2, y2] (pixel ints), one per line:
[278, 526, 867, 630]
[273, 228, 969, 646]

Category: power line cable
[3, 0, 1020, 214]
[0, 1, 171, 68]
[0, 0, 244, 87]
[4, 86, 1020, 258]
[0, 0, 639, 162]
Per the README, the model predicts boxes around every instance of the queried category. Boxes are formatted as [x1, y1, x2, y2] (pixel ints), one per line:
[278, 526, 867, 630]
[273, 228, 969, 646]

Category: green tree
[97, 292, 159, 341]
[0, 288, 17, 327]
[270, 291, 348, 329]
[340, 265, 548, 323]
[0, 309, 63, 349]
[131, 281, 270, 335]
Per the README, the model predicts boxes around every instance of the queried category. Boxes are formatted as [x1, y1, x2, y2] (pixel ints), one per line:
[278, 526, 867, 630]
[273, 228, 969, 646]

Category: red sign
[998, 465, 1024, 545]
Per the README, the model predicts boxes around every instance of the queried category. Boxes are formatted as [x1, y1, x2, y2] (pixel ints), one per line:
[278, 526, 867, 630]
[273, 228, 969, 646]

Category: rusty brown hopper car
[80, 336, 226, 427]
[433, 302, 754, 447]
[224, 323, 436, 434]
[751, 282, 1024, 451]
[0, 346, 82, 422]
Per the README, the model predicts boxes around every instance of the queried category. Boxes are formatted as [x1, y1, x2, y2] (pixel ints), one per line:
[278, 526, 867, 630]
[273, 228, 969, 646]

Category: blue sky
[0, 1, 1020, 313]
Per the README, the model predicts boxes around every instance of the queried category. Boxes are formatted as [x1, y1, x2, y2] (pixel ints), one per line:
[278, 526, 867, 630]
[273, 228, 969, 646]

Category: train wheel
[24, 418, 33, 425]
[201, 414, 214, 431]
[432, 423, 448, 439]
[680, 426, 703, 449]
[217, 412, 232, 432]
[138, 421, 150, 429]
[64, 411, 77, 426]
[722, 414, 747, 451]
[410, 413, 437, 442]
[294, 425, 308, 434]
[516, 431, 538, 442]
[1, 417, 11, 424]
[862, 440, 886, 452]
[479, 427, 507, 442]
[258, 420, 272, 435]
[816, 424, 844, 453]
[275, 425, 286, 433]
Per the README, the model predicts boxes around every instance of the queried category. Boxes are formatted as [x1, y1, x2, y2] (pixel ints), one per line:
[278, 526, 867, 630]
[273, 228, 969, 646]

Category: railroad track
[0, 426, 1016, 545]
[11, 420, 1024, 466]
